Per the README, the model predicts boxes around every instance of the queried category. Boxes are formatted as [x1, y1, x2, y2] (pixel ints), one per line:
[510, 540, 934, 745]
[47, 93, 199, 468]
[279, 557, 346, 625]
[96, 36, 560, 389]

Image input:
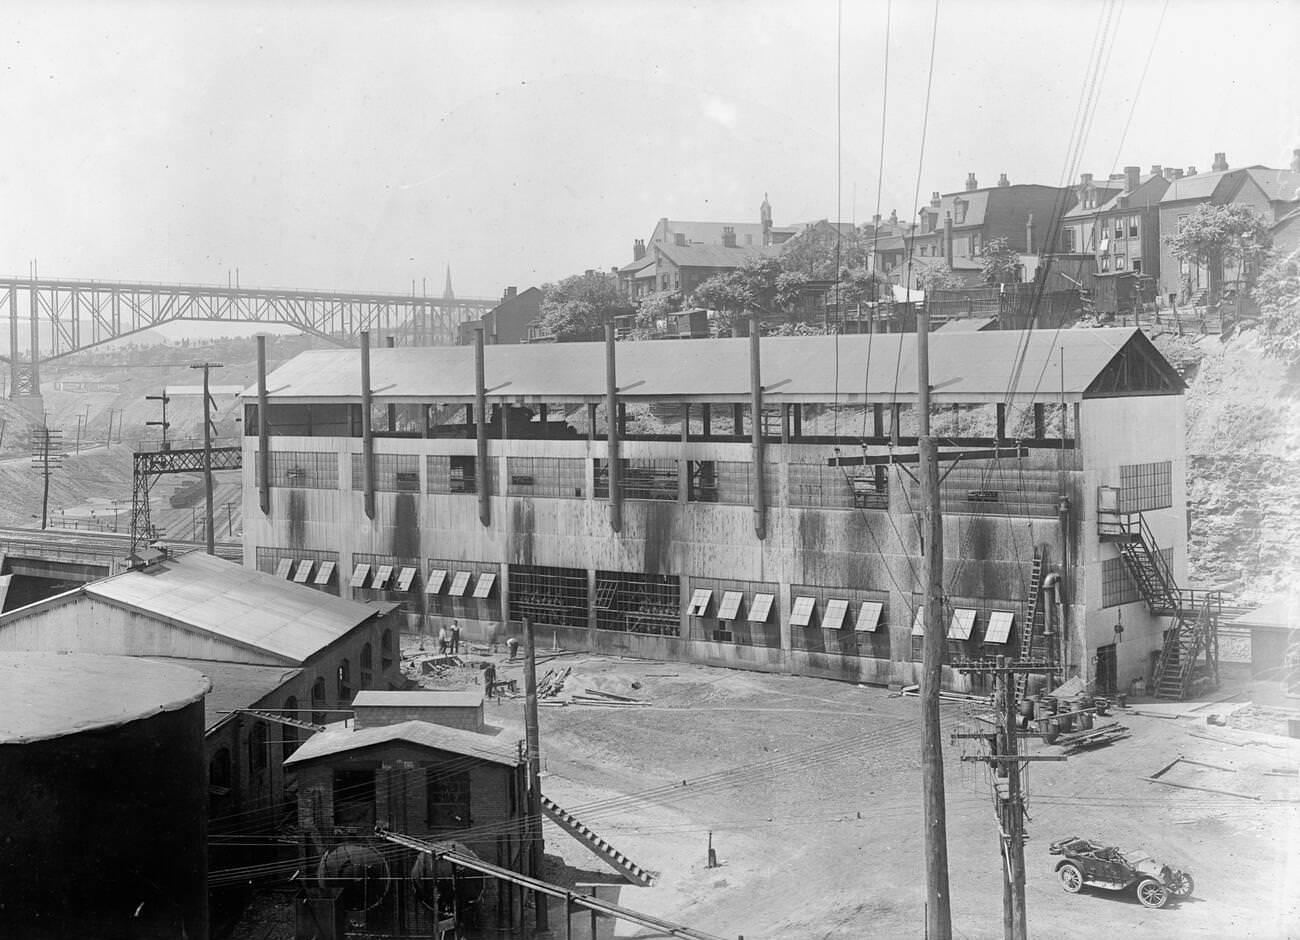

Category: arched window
[248, 721, 268, 774]
[381, 629, 394, 671]
[337, 658, 352, 702]
[311, 677, 327, 726]
[360, 643, 373, 688]
[282, 696, 300, 759]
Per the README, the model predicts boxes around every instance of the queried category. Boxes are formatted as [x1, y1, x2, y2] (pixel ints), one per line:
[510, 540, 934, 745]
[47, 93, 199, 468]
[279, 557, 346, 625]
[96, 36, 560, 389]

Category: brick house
[457, 286, 543, 346]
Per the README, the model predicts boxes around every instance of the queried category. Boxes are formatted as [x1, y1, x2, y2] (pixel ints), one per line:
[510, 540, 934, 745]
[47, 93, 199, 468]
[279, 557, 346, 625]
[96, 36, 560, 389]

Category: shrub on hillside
[1252, 250, 1300, 367]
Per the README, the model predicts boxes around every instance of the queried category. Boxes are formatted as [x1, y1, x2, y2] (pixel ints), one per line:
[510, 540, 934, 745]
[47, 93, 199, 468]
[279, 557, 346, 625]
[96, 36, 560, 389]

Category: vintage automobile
[1049, 836, 1194, 909]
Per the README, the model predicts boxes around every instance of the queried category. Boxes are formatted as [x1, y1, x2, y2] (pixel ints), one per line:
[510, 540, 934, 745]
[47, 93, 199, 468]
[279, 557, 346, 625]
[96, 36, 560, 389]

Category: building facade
[242, 330, 1195, 697]
[457, 286, 543, 346]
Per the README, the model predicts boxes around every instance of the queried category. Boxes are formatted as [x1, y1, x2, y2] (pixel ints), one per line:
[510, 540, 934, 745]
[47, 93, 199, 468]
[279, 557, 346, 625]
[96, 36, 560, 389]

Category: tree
[779, 222, 873, 279]
[628, 290, 683, 340]
[911, 260, 962, 293]
[1252, 248, 1300, 366]
[980, 236, 1021, 285]
[692, 258, 809, 334]
[536, 271, 633, 342]
[1165, 203, 1273, 305]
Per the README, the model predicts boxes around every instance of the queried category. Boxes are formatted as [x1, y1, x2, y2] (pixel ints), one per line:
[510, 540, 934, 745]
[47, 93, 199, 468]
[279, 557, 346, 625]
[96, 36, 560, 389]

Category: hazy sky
[1, 0, 1296, 301]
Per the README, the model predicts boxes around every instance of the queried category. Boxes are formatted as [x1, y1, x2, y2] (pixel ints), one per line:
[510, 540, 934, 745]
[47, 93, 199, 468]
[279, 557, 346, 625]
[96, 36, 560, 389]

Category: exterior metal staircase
[1014, 551, 1046, 700]
[1117, 512, 1220, 700]
[540, 795, 655, 886]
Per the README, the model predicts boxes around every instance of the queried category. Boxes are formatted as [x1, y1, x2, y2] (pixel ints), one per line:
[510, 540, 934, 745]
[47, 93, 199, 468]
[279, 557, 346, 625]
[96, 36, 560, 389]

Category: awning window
[394, 567, 417, 592]
[349, 563, 371, 588]
[912, 607, 926, 636]
[274, 558, 294, 579]
[790, 596, 816, 627]
[473, 572, 497, 599]
[749, 593, 775, 623]
[371, 565, 394, 590]
[448, 571, 473, 596]
[425, 568, 448, 594]
[686, 588, 712, 616]
[717, 591, 744, 621]
[984, 610, 1015, 644]
[948, 608, 977, 641]
[313, 560, 337, 585]
[822, 598, 849, 630]
[292, 560, 314, 583]
[855, 601, 884, 632]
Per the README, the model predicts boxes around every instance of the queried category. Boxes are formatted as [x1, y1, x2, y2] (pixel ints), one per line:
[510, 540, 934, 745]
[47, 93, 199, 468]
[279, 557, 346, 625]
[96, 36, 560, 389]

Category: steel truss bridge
[0, 276, 497, 397]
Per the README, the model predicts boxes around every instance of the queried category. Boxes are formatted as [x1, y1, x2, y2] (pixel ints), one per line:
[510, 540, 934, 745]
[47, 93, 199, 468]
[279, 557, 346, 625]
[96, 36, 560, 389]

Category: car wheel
[1171, 872, 1194, 898]
[1137, 878, 1168, 909]
[1058, 863, 1083, 893]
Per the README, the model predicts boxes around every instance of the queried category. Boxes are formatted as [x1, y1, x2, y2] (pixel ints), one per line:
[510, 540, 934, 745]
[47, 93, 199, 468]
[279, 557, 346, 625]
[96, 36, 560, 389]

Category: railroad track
[0, 526, 241, 563]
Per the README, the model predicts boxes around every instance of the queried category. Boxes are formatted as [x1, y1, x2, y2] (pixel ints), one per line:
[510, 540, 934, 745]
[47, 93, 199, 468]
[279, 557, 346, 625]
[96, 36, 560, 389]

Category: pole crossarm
[374, 829, 728, 940]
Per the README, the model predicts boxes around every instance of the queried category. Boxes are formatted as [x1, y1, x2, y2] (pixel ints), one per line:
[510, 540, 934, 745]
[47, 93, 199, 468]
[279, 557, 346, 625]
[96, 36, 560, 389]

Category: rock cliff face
[1175, 331, 1300, 603]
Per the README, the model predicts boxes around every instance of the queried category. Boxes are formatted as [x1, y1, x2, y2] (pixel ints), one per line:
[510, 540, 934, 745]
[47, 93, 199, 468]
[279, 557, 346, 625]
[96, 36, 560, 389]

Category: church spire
[442, 264, 455, 301]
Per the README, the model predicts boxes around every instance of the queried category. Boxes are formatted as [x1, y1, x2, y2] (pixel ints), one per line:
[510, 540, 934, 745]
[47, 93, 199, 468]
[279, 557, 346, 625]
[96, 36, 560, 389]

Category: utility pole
[520, 616, 549, 933]
[917, 299, 953, 940]
[30, 423, 63, 530]
[956, 657, 1065, 940]
[190, 363, 223, 554]
[146, 391, 171, 450]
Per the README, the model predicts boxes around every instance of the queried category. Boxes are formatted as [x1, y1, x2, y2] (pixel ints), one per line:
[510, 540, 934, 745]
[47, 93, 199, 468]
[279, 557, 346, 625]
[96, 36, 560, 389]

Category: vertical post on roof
[604, 322, 622, 533]
[256, 335, 270, 516]
[360, 330, 375, 520]
[474, 328, 490, 526]
[917, 301, 953, 940]
[749, 311, 766, 540]
[521, 616, 549, 931]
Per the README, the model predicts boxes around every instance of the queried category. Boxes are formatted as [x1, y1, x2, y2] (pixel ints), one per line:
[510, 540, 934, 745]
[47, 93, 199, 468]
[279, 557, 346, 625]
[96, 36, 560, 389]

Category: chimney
[889, 209, 898, 224]
[1163, 167, 1177, 181]
[965, 172, 978, 191]
[674, 232, 687, 247]
[722, 226, 737, 248]
[998, 173, 1010, 187]
[944, 212, 954, 267]
[1150, 165, 1163, 178]
[1186, 166, 1197, 176]
[1080, 173, 1094, 187]
[930, 191, 941, 208]
[1025, 212, 1035, 255]
[504, 286, 517, 301]
[1171, 168, 1184, 180]
[1109, 173, 1125, 181]
[633, 238, 646, 261]
[1211, 152, 1228, 171]
[1124, 165, 1141, 192]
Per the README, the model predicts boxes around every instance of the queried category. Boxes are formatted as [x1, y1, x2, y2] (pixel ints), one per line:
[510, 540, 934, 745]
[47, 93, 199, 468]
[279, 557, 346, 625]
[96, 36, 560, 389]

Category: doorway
[1095, 643, 1118, 693]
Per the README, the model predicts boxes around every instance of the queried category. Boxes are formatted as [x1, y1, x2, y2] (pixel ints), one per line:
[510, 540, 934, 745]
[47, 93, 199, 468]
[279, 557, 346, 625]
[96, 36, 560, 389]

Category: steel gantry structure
[0, 276, 496, 397]
[131, 443, 243, 554]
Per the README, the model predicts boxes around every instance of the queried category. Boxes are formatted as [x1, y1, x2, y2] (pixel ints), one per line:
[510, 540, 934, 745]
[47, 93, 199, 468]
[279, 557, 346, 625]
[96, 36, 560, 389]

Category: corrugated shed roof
[144, 656, 301, 731]
[0, 652, 210, 744]
[249, 327, 1171, 404]
[87, 552, 381, 665]
[284, 718, 522, 768]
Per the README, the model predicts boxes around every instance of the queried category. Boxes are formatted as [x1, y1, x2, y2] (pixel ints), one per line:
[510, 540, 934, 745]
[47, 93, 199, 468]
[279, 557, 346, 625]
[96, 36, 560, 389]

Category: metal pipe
[256, 336, 271, 515]
[604, 322, 621, 533]
[749, 311, 766, 539]
[475, 327, 490, 526]
[360, 331, 375, 520]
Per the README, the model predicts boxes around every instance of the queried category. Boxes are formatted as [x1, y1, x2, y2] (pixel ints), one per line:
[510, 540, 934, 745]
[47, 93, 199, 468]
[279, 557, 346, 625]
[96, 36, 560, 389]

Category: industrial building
[0, 550, 405, 829]
[241, 327, 1214, 698]
[0, 652, 211, 940]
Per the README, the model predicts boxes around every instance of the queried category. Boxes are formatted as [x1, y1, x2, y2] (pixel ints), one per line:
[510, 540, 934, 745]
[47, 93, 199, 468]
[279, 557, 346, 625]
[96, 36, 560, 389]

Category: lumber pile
[568, 687, 649, 709]
[1051, 721, 1130, 754]
[537, 666, 571, 699]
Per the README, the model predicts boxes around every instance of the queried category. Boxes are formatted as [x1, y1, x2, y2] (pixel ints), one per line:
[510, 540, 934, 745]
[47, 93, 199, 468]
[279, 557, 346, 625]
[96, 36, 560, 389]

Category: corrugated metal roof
[0, 652, 210, 744]
[284, 718, 522, 768]
[144, 656, 301, 731]
[250, 327, 1165, 404]
[353, 689, 484, 709]
[87, 552, 382, 665]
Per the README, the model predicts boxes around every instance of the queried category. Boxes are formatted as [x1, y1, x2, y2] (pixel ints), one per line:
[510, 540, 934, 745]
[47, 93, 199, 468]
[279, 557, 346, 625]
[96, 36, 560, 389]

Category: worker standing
[437, 625, 450, 655]
[449, 620, 461, 655]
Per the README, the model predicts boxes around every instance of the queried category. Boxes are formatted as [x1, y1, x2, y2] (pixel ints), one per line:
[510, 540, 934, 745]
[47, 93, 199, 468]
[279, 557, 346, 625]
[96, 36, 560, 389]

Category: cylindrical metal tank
[0, 652, 211, 940]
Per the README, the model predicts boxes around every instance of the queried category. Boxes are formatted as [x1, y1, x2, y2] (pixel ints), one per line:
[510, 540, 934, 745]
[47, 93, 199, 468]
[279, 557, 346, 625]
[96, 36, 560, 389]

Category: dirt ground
[452, 646, 1300, 940]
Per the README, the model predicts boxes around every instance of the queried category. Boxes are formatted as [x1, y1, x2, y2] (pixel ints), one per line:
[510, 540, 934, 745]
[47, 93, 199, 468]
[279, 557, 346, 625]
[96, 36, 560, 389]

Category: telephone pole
[956, 657, 1064, 940]
[520, 616, 549, 932]
[917, 300, 953, 940]
[190, 363, 223, 554]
